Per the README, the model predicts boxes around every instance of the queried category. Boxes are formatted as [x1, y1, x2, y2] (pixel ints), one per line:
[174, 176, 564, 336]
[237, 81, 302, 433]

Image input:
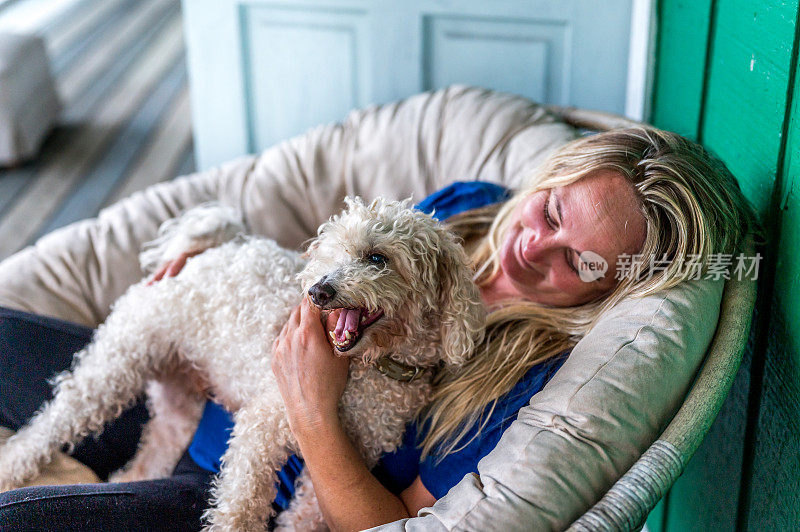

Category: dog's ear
[436, 237, 486, 367]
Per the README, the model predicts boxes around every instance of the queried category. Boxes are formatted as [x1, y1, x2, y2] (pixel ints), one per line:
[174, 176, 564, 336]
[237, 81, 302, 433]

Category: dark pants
[0, 307, 213, 531]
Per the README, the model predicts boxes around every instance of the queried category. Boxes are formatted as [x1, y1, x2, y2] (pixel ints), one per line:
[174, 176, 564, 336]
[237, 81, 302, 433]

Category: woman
[0, 127, 752, 530]
[267, 127, 752, 530]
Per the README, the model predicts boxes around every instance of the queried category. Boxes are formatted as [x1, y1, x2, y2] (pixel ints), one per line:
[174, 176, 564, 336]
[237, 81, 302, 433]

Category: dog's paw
[108, 458, 173, 483]
[0, 448, 34, 492]
[108, 468, 138, 484]
[0, 473, 25, 493]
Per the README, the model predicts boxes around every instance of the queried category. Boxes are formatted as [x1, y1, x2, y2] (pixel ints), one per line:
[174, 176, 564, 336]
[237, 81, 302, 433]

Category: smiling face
[297, 197, 485, 367]
[490, 170, 647, 308]
[300, 220, 410, 359]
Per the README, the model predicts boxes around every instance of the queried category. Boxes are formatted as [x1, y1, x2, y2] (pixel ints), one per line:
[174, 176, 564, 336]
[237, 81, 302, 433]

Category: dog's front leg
[203, 392, 293, 532]
[110, 376, 205, 483]
[274, 467, 327, 532]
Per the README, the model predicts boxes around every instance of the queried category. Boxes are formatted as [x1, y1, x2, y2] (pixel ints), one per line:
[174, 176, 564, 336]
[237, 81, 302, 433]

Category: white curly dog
[0, 197, 485, 531]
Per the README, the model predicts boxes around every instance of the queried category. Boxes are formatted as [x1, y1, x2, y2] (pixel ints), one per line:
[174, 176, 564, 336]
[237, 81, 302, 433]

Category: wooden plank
[35, 60, 187, 238]
[61, 2, 180, 123]
[744, 310, 800, 529]
[173, 142, 196, 178]
[45, 0, 125, 59]
[647, 3, 715, 530]
[0, 168, 31, 217]
[0, 0, 85, 34]
[58, 0, 175, 106]
[104, 88, 193, 206]
[654, 2, 800, 531]
[0, 1, 179, 231]
[649, 0, 713, 138]
[49, 0, 137, 74]
[665, 345, 754, 531]
[743, 38, 800, 529]
[0, 14, 184, 260]
[700, 0, 797, 217]
[644, 496, 666, 532]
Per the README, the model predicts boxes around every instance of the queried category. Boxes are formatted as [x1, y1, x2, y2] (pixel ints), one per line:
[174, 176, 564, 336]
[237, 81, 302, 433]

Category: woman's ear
[436, 236, 486, 367]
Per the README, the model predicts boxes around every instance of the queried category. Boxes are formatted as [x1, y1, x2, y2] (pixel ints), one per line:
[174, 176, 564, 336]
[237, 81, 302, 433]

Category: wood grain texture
[651, 0, 800, 530]
[662, 335, 753, 531]
[104, 88, 193, 206]
[650, 0, 712, 139]
[744, 304, 800, 529]
[0, 13, 184, 260]
[772, 55, 800, 326]
[700, 0, 797, 217]
[744, 53, 800, 527]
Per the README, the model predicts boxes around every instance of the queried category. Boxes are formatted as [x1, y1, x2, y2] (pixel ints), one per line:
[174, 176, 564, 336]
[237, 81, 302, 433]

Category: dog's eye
[367, 253, 388, 266]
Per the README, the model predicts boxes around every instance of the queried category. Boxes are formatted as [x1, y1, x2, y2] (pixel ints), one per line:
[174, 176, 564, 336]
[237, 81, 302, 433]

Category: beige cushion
[369, 276, 721, 531]
[0, 85, 574, 326]
[0, 86, 720, 528]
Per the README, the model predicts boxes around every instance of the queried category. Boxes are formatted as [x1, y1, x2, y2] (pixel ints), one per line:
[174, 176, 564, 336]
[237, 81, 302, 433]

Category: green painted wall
[648, 0, 800, 529]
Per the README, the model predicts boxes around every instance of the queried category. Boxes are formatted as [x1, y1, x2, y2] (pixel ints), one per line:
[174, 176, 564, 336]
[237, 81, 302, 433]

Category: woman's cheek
[553, 269, 581, 296]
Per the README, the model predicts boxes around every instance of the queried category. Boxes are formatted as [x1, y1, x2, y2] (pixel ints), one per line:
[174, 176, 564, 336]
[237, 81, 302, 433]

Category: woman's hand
[271, 298, 350, 438]
[146, 250, 202, 285]
[272, 299, 429, 530]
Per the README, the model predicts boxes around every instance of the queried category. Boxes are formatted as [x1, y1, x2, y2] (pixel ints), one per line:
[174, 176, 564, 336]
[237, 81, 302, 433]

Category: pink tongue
[334, 309, 362, 343]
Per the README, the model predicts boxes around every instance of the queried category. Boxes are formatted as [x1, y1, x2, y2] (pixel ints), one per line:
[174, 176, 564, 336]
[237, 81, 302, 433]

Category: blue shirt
[187, 181, 567, 508]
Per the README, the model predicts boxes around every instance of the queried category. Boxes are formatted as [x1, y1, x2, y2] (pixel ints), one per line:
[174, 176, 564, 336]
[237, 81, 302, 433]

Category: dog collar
[375, 357, 428, 382]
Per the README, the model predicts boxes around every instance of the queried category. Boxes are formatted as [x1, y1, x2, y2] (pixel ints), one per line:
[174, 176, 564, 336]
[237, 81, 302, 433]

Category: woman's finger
[149, 250, 204, 286]
[299, 297, 321, 324]
[147, 263, 169, 286]
[288, 304, 302, 327]
[165, 254, 188, 278]
[277, 306, 300, 341]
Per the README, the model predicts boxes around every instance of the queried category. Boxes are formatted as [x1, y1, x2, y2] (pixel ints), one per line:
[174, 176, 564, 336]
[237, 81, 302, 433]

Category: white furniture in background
[0, 32, 60, 167]
[182, 0, 645, 170]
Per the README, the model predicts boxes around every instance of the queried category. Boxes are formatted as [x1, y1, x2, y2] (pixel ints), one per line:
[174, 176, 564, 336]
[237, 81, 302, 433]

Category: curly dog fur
[0, 197, 485, 531]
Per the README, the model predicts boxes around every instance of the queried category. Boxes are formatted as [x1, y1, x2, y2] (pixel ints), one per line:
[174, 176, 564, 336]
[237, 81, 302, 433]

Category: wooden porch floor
[0, 0, 193, 261]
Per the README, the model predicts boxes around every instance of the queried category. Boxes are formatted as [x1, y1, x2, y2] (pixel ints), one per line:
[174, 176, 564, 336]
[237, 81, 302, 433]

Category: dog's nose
[308, 281, 336, 307]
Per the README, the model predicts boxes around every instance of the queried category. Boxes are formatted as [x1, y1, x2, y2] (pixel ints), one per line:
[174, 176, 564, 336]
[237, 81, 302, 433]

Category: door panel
[183, 0, 635, 170]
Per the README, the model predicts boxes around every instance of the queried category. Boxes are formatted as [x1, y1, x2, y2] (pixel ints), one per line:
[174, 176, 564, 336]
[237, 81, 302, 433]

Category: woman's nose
[521, 230, 552, 265]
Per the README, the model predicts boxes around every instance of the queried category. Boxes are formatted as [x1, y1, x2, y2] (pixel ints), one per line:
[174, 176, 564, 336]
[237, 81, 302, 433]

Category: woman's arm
[271, 299, 436, 531]
[294, 411, 419, 531]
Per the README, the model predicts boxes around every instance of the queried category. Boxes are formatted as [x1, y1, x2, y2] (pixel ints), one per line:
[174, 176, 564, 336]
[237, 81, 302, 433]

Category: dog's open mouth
[327, 307, 384, 352]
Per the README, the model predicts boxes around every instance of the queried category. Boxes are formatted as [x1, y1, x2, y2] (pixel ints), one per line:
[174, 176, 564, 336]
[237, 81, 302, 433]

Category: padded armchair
[0, 87, 756, 530]
[549, 108, 758, 531]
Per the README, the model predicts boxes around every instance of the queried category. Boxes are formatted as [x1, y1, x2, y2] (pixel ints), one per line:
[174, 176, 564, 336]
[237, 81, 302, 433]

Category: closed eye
[566, 250, 580, 276]
[544, 193, 558, 230]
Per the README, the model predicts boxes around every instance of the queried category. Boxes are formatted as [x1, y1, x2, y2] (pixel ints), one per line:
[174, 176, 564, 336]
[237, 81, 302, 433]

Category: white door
[182, 0, 645, 170]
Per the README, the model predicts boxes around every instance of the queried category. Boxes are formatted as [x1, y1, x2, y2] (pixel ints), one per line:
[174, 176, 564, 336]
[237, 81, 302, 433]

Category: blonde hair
[420, 126, 755, 458]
